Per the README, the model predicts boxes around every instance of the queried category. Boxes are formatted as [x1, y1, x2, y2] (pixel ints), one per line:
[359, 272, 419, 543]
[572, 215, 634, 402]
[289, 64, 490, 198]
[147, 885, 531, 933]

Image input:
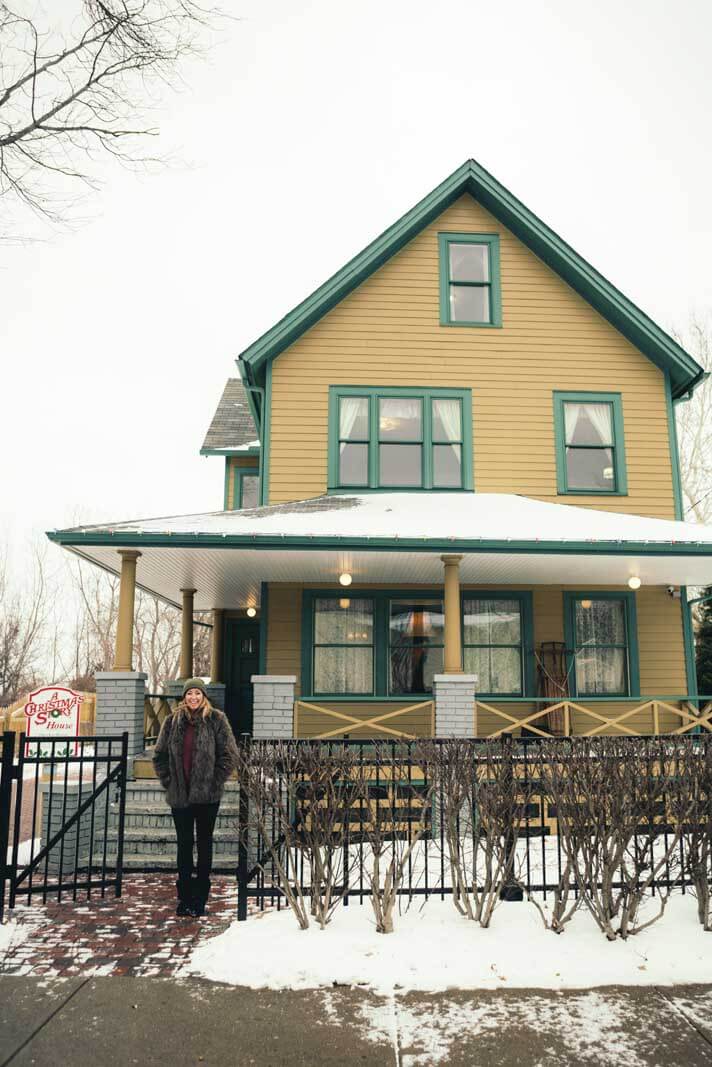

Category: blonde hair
[173, 694, 214, 721]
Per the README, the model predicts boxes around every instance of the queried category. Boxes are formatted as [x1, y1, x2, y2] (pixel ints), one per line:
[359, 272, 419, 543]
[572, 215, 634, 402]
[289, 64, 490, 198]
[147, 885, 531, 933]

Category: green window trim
[232, 466, 260, 510]
[301, 588, 534, 699]
[563, 591, 640, 698]
[438, 232, 502, 328]
[327, 385, 474, 492]
[553, 390, 628, 496]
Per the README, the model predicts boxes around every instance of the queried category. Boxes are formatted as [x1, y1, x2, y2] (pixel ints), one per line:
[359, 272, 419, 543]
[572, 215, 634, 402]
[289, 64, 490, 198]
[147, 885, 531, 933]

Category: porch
[46, 491, 712, 761]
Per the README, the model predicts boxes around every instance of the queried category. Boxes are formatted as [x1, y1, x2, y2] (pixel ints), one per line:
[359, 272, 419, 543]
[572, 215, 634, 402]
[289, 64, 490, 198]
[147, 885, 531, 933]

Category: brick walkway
[0, 875, 269, 978]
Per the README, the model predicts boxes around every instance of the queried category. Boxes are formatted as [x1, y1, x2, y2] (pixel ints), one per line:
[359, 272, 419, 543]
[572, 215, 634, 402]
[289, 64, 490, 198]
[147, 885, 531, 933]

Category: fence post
[237, 736, 250, 922]
[500, 734, 524, 902]
[114, 732, 129, 898]
[0, 732, 17, 921]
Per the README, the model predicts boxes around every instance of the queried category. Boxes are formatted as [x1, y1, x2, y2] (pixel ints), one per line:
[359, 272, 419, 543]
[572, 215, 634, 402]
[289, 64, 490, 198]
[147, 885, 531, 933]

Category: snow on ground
[0, 918, 30, 955]
[182, 892, 711, 995]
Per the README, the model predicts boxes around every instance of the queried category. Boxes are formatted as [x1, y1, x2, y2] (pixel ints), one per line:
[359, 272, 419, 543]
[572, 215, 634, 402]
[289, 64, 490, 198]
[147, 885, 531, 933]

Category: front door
[225, 620, 260, 738]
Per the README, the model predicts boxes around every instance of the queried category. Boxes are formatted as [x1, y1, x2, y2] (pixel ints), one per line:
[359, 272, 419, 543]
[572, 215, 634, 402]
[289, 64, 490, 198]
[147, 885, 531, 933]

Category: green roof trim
[46, 528, 712, 557]
[237, 159, 703, 400]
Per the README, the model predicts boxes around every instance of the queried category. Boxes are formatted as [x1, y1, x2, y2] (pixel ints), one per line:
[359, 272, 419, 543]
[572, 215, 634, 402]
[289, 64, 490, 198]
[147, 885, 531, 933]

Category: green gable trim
[665, 372, 684, 521]
[47, 530, 712, 557]
[437, 232, 502, 328]
[201, 446, 260, 457]
[300, 587, 534, 700]
[563, 590, 640, 698]
[553, 390, 628, 496]
[237, 159, 703, 400]
[326, 385, 474, 492]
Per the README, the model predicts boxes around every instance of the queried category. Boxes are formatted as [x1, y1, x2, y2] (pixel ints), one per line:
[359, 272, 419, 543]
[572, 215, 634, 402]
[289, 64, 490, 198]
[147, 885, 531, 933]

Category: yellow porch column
[210, 609, 224, 685]
[114, 550, 141, 671]
[180, 588, 197, 679]
[441, 554, 464, 674]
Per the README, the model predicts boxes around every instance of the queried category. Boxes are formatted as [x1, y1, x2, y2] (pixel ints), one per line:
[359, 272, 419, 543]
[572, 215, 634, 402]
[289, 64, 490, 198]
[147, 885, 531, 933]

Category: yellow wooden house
[48, 160, 712, 752]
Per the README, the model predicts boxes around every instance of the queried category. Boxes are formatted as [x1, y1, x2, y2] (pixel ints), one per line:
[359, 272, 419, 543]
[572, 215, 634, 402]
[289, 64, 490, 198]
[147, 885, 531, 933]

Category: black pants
[171, 802, 220, 888]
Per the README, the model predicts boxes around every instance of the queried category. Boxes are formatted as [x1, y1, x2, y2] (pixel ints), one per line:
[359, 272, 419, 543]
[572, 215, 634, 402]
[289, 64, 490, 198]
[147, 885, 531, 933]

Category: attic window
[438, 233, 502, 327]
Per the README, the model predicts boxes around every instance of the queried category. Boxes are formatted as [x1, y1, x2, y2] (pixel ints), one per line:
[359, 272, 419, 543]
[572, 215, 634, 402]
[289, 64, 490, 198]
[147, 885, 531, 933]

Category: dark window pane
[575, 599, 625, 646]
[575, 647, 626, 695]
[240, 475, 259, 509]
[563, 402, 613, 446]
[339, 442, 368, 485]
[314, 647, 373, 694]
[432, 398, 462, 441]
[389, 602, 444, 644]
[340, 396, 369, 440]
[464, 599, 521, 644]
[449, 243, 490, 283]
[314, 598, 373, 645]
[449, 285, 490, 323]
[379, 444, 422, 486]
[433, 444, 462, 487]
[379, 397, 422, 441]
[566, 447, 615, 490]
[390, 646, 443, 695]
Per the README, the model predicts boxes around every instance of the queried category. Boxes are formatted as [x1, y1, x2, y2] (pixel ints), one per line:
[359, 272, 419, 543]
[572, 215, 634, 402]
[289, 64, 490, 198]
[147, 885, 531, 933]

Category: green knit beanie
[182, 677, 208, 699]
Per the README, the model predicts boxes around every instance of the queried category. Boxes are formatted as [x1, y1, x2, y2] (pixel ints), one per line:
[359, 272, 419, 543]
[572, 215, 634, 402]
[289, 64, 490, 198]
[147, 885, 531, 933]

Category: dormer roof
[201, 378, 259, 455]
[238, 159, 704, 399]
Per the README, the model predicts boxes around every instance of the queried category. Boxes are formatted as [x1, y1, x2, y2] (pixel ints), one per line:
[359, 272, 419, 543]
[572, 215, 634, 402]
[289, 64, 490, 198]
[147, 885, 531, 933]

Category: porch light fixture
[246, 607, 257, 617]
[339, 573, 352, 587]
[627, 576, 642, 590]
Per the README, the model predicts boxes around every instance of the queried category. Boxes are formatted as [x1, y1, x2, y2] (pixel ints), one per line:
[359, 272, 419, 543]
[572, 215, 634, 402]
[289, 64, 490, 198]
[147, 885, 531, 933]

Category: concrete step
[114, 804, 239, 830]
[106, 827, 239, 856]
[105, 852, 241, 871]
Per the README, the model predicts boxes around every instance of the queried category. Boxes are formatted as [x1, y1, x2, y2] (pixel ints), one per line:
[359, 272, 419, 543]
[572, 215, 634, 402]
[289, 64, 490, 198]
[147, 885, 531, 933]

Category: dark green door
[225, 620, 260, 737]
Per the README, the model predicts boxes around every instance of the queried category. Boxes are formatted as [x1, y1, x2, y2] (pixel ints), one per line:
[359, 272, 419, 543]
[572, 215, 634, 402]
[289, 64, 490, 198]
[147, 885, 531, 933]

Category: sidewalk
[2, 976, 712, 1066]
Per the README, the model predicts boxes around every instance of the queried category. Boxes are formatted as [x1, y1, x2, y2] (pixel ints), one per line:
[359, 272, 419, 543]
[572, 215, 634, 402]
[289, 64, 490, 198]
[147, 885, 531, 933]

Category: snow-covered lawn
[182, 892, 711, 994]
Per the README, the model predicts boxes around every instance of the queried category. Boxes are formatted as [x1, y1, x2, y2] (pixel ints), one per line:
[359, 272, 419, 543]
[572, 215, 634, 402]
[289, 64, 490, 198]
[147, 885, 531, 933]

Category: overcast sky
[2, 0, 712, 591]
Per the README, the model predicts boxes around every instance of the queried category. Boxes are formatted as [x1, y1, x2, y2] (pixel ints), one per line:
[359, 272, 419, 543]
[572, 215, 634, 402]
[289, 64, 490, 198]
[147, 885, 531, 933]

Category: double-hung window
[438, 233, 502, 327]
[553, 391, 627, 495]
[328, 387, 472, 491]
[463, 598, 525, 695]
[564, 592, 639, 697]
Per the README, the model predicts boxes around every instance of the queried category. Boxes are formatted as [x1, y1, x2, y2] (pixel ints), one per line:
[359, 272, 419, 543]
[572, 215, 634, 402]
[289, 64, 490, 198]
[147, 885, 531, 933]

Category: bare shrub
[544, 737, 693, 940]
[357, 741, 437, 934]
[677, 738, 712, 930]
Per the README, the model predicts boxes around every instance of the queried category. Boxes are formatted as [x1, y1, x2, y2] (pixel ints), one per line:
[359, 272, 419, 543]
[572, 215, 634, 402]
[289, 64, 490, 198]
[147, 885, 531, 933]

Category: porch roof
[47, 493, 712, 610]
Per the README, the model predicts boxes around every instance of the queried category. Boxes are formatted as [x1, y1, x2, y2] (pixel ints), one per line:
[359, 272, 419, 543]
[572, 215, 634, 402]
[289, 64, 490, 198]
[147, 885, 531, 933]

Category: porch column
[180, 587, 196, 679]
[114, 550, 141, 671]
[441, 554, 463, 673]
[210, 609, 224, 684]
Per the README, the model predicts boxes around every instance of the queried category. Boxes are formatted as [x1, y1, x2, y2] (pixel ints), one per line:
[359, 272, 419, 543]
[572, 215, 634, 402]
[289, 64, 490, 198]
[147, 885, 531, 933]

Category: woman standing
[153, 679, 239, 917]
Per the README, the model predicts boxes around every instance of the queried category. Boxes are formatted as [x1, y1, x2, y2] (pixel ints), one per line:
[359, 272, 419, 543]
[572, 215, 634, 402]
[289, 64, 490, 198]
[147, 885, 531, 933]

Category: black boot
[192, 876, 211, 917]
[176, 877, 193, 917]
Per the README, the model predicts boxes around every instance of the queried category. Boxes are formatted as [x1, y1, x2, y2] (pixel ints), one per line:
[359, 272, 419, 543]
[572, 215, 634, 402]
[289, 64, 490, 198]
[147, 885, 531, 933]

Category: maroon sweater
[182, 721, 196, 787]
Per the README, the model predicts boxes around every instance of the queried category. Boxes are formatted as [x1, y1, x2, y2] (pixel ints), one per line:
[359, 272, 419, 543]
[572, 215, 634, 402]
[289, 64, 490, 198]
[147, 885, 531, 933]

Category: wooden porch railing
[143, 693, 175, 744]
[476, 698, 712, 738]
[294, 699, 435, 740]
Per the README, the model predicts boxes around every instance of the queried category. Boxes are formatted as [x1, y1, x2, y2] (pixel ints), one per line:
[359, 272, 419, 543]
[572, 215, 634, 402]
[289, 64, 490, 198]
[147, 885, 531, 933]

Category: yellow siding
[267, 583, 687, 737]
[268, 195, 676, 518]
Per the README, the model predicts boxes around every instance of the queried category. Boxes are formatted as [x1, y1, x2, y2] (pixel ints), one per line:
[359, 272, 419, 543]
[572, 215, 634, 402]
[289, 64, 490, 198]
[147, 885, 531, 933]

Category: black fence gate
[0, 731, 128, 920]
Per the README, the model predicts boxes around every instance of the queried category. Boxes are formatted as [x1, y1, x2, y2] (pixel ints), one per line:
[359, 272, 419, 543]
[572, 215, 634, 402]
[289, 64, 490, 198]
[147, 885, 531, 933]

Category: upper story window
[553, 391, 627, 495]
[328, 387, 473, 492]
[233, 467, 260, 509]
[438, 233, 502, 327]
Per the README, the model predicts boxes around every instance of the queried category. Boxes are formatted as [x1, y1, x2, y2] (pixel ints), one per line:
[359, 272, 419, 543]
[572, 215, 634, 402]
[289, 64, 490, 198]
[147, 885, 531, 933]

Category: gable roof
[200, 378, 259, 455]
[238, 159, 703, 399]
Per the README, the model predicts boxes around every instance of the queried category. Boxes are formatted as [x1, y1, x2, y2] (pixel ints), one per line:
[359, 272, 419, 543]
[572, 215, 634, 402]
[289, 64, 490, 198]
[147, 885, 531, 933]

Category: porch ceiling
[47, 493, 712, 610]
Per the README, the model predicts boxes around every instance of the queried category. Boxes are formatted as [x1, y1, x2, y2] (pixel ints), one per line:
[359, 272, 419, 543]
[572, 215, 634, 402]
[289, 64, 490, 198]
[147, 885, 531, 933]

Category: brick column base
[251, 676, 296, 738]
[95, 672, 147, 757]
[433, 674, 477, 737]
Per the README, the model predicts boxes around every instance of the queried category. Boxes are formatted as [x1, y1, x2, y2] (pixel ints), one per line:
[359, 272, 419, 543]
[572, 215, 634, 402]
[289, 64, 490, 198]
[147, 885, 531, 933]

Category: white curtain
[340, 396, 365, 441]
[433, 397, 462, 442]
[564, 402, 612, 446]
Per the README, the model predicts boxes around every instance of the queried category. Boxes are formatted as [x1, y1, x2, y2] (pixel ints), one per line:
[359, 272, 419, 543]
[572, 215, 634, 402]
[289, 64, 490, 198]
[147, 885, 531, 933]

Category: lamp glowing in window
[627, 576, 641, 590]
[580, 599, 592, 609]
[339, 573, 352, 587]
[246, 607, 257, 618]
[339, 598, 351, 609]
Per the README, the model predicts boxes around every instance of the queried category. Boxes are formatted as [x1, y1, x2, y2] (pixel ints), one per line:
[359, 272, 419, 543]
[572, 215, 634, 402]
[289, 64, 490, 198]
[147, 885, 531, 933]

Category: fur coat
[152, 704, 239, 809]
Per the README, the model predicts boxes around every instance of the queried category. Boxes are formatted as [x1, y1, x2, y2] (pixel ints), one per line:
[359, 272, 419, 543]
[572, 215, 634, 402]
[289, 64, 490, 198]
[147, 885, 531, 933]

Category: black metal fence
[235, 734, 712, 921]
[0, 731, 128, 920]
